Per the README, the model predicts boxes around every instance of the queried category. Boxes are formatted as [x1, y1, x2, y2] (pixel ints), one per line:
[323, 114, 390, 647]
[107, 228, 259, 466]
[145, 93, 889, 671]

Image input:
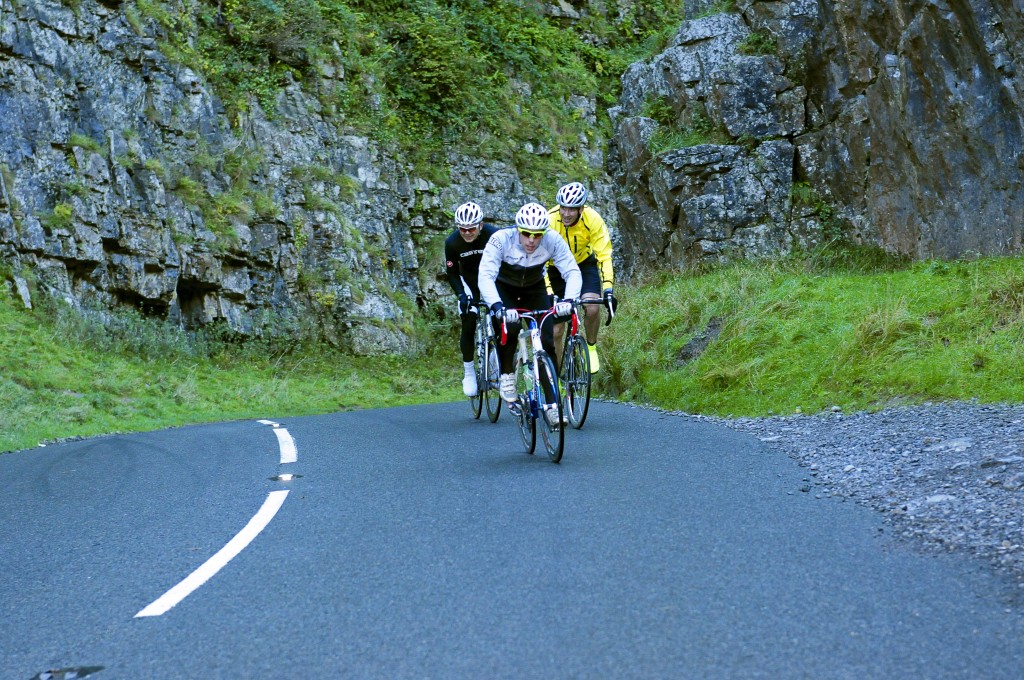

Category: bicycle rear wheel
[536, 352, 564, 463]
[561, 334, 591, 429]
[515, 359, 536, 454]
[473, 350, 485, 419]
[483, 335, 501, 423]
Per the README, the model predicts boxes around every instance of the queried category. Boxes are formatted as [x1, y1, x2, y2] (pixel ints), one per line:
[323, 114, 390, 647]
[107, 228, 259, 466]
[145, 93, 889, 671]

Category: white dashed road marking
[272, 428, 297, 464]
[136, 421, 299, 618]
[135, 490, 289, 618]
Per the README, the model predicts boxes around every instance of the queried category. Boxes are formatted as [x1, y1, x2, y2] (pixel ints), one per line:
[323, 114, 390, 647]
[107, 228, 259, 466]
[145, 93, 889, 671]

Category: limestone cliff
[610, 0, 1024, 274]
[4, 0, 1023, 347]
[0, 0, 613, 351]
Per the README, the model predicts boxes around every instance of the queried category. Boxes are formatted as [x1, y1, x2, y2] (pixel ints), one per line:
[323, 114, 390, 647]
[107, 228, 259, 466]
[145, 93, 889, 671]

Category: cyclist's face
[458, 223, 480, 242]
[559, 206, 582, 227]
[519, 230, 543, 253]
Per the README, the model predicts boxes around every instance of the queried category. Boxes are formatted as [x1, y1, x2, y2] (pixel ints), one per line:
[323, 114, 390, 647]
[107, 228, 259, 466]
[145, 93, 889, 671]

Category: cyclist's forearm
[477, 269, 501, 308]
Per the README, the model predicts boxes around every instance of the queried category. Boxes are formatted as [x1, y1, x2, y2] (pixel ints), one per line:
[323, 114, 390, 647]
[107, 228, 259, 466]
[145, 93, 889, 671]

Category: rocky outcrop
[610, 0, 1024, 274]
[804, 0, 1024, 259]
[13, 0, 1018, 335]
[609, 12, 812, 272]
[0, 0, 614, 351]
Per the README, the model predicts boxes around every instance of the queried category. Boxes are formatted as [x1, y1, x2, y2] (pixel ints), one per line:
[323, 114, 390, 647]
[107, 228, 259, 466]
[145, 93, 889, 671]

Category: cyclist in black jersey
[444, 201, 499, 396]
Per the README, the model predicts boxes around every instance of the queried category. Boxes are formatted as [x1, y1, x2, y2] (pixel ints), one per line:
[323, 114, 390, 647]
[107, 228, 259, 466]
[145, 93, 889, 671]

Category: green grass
[0, 290, 460, 453]
[6, 250, 1024, 453]
[130, 0, 686, 192]
[598, 252, 1024, 416]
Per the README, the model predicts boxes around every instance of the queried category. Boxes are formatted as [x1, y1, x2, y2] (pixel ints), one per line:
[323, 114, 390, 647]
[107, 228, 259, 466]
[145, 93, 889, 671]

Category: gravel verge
[653, 400, 1024, 587]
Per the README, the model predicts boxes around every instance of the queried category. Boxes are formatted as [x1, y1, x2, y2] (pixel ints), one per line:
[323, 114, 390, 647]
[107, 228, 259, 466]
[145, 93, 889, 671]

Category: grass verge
[598, 253, 1024, 416]
[0, 293, 460, 454]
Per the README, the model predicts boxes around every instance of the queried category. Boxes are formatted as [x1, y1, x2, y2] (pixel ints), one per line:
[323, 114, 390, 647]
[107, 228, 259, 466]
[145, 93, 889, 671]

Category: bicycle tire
[483, 335, 502, 423]
[515, 358, 536, 454]
[470, 325, 484, 419]
[471, 358, 483, 417]
[562, 334, 591, 429]
[536, 352, 564, 463]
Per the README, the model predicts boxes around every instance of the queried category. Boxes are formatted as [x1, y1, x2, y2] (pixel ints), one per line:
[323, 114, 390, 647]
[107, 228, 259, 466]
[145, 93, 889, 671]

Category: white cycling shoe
[543, 408, 562, 429]
[499, 373, 517, 403]
[462, 372, 478, 397]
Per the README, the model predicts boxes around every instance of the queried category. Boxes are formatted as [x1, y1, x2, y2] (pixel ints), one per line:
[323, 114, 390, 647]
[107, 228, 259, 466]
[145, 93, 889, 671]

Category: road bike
[558, 297, 616, 429]
[502, 306, 564, 463]
[469, 303, 502, 422]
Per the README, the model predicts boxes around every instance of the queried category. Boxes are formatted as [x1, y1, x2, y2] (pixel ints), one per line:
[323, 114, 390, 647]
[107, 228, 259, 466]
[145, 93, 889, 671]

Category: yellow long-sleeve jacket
[547, 205, 614, 290]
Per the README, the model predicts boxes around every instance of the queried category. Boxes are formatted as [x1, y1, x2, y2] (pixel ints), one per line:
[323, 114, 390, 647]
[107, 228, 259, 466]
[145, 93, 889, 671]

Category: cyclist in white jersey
[478, 203, 581, 406]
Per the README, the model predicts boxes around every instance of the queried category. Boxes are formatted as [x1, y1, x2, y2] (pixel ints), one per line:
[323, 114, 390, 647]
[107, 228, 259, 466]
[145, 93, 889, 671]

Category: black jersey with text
[444, 223, 499, 298]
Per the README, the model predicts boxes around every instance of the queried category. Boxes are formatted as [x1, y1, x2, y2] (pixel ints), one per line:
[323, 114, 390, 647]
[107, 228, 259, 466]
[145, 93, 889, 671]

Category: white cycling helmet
[454, 201, 483, 226]
[515, 202, 550, 233]
[555, 181, 588, 208]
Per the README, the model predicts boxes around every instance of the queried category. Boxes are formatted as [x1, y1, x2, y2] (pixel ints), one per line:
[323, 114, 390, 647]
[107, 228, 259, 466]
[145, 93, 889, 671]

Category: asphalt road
[2, 401, 1023, 679]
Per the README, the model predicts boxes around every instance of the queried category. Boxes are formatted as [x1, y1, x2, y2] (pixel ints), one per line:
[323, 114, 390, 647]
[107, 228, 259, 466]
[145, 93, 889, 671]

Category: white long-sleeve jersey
[477, 228, 581, 308]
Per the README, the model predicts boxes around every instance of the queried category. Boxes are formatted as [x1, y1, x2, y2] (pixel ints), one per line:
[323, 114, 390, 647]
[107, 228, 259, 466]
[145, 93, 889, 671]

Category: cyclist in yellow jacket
[546, 181, 617, 373]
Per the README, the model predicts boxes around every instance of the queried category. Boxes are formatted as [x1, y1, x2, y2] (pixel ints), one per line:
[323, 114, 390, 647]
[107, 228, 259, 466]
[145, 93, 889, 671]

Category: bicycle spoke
[484, 335, 501, 422]
[537, 353, 564, 463]
[515, 359, 536, 454]
[564, 335, 591, 429]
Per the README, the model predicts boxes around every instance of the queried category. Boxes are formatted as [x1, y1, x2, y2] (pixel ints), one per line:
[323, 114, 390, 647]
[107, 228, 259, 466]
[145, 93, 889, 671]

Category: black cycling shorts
[548, 254, 601, 298]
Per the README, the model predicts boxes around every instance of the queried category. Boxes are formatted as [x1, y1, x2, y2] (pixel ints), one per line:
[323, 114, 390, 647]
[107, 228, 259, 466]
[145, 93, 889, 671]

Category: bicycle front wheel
[562, 334, 591, 429]
[468, 315, 485, 419]
[483, 334, 501, 423]
[515, 359, 536, 454]
[471, 352, 483, 417]
[537, 352, 564, 463]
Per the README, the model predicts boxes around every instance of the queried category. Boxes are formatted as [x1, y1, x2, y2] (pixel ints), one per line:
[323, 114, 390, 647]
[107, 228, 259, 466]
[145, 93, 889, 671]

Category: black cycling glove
[458, 293, 473, 316]
[603, 288, 618, 314]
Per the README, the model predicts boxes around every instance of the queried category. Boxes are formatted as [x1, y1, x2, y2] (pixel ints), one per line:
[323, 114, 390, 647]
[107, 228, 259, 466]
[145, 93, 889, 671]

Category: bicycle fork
[520, 323, 559, 425]
[510, 323, 539, 418]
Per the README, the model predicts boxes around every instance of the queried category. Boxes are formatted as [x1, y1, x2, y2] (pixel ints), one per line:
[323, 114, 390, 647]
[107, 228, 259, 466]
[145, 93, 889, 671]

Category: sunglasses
[518, 229, 545, 238]
[458, 224, 480, 233]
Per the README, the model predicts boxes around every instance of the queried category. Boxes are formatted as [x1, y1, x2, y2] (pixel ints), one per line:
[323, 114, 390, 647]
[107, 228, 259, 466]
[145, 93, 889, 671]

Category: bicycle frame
[560, 300, 587, 426]
[473, 303, 502, 422]
[500, 306, 564, 462]
[564, 295, 614, 340]
[501, 307, 557, 402]
[554, 295, 613, 363]
[556, 297, 611, 429]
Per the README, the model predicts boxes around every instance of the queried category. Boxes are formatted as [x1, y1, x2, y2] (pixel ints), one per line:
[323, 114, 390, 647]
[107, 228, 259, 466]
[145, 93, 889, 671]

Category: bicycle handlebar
[498, 306, 564, 345]
[492, 295, 617, 345]
[562, 297, 616, 326]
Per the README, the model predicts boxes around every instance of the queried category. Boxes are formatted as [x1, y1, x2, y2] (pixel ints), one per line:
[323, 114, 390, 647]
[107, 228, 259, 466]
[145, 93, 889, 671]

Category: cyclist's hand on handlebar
[603, 288, 618, 313]
[503, 308, 519, 324]
[602, 288, 617, 325]
[554, 300, 572, 317]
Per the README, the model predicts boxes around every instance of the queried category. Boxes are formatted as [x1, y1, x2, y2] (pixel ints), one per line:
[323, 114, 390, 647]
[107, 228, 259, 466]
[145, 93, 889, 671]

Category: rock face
[0, 0, 613, 351]
[610, 0, 1024, 275]
[6, 0, 1023, 338]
